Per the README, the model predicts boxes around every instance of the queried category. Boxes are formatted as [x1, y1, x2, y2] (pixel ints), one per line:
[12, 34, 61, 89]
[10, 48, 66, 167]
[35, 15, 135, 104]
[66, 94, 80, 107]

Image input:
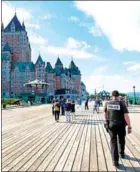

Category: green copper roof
[46, 62, 55, 73]
[69, 60, 77, 69]
[55, 57, 63, 66]
[36, 55, 45, 64]
[3, 43, 12, 53]
[2, 53, 10, 61]
[12, 62, 35, 72]
[81, 82, 85, 86]
[69, 60, 81, 75]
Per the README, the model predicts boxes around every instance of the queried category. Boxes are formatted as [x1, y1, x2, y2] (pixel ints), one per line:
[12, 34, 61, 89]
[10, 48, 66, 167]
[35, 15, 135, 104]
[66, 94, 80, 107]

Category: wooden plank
[89, 115, 98, 171]
[126, 138, 140, 164]
[2, 123, 65, 171]
[2, 121, 57, 159]
[62, 117, 85, 171]
[45, 119, 82, 171]
[54, 119, 84, 171]
[36, 121, 81, 171]
[125, 143, 140, 172]
[10, 124, 71, 171]
[71, 115, 88, 171]
[95, 113, 107, 171]
[2, 121, 54, 151]
[80, 112, 91, 171]
[127, 133, 140, 153]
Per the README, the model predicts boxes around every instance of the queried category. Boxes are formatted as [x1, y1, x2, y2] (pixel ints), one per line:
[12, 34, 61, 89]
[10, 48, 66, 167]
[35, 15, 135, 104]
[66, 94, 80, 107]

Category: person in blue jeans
[93, 97, 100, 113]
[65, 99, 71, 122]
[60, 97, 65, 115]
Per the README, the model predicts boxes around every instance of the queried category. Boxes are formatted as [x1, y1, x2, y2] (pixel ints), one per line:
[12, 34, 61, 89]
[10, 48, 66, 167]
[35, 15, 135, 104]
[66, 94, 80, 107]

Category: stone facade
[2, 13, 86, 101]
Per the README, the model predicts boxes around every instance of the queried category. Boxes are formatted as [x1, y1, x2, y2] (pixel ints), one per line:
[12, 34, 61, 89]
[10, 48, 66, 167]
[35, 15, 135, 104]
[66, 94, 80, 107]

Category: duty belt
[108, 120, 124, 123]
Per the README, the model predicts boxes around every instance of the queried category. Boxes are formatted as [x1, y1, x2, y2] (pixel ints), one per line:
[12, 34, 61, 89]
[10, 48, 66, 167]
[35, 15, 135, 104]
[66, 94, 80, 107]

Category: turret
[55, 56, 64, 76]
[22, 20, 25, 30]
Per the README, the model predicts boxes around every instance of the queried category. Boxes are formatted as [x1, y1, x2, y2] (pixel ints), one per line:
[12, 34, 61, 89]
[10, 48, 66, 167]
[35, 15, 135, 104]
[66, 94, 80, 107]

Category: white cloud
[39, 37, 104, 60]
[26, 23, 40, 29]
[2, 2, 39, 30]
[2, 2, 31, 25]
[93, 66, 108, 74]
[83, 74, 140, 93]
[68, 16, 80, 22]
[38, 13, 57, 20]
[28, 31, 48, 46]
[123, 61, 136, 65]
[93, 46, 100, 53]
[122, 61, 140, 71]
[127, 64, 140, 71]
[90, 25, 102, 37]
[66, 37, 91, 50]
[41, 45, 94, 59]
[75, 1, 140, 52]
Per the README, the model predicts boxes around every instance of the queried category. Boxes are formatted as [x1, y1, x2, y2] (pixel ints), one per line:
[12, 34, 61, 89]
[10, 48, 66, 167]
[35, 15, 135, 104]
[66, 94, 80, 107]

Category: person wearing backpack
[53, 99, 60, 122]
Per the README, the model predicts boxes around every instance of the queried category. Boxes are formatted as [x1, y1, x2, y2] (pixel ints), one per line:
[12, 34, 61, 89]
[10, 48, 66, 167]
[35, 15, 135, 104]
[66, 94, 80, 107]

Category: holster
[104, 120, 109, 133]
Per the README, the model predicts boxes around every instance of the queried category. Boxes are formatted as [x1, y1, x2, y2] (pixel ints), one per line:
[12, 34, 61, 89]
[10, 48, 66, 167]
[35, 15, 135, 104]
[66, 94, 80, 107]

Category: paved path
[2, 104, 140, 171]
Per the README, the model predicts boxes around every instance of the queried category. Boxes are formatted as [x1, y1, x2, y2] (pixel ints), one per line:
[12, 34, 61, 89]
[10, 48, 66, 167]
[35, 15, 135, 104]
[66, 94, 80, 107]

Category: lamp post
[133, 86, 136, 104]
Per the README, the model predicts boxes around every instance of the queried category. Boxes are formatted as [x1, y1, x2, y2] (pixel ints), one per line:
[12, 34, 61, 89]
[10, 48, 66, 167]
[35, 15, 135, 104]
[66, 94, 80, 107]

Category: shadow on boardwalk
[59, 119, 105, 125]
[118, 164, 140, 171]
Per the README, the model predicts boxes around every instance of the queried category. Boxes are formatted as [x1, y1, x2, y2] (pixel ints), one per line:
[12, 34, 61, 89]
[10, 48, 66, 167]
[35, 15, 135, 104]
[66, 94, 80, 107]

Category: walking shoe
[113, 161, 119, 167]
[120, 154, 125, 159]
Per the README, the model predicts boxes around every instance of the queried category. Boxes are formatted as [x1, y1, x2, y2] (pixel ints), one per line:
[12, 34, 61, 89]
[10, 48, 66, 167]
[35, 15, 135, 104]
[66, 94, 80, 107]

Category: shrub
[3, 104, 6, 109]
[2, 98, 20, 105]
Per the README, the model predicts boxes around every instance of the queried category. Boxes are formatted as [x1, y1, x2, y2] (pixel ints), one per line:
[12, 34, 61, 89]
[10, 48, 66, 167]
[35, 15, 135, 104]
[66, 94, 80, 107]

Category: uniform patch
[107, 104, 120, 110]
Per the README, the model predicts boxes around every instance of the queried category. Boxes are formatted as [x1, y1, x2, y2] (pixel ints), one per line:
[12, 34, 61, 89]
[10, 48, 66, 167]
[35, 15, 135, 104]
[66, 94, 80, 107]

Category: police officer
[104, 90, 132, 167]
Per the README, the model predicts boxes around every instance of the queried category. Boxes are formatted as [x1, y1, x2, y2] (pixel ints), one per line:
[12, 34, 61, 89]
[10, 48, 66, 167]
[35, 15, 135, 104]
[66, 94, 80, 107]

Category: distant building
[2, 13, 86, 102]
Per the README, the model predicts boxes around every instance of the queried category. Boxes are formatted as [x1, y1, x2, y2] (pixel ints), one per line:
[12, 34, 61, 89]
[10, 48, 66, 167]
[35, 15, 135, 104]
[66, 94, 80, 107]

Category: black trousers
[54, 111, 60, 121]
[85, 104, 89, 110]
[108, 122, 126, 162]
[61, 106, 65, 115]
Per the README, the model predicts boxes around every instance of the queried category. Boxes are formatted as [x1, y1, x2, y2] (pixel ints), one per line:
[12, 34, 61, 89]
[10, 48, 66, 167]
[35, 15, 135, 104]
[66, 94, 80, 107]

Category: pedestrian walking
[71, 100, 75, 121]
[93, 97, 100, 113]
[60, 97, 65, 115]
[53, 99, 60, 122]
[85, 98, 89, 110]
[104, 90, 132, 167]
[52, 98, 56, 115]
[65, 99, 71, 122]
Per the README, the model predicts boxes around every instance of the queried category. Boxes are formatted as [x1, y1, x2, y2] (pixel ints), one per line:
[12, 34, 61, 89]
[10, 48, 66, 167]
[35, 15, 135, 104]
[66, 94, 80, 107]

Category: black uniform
[104, 100, 129, 163]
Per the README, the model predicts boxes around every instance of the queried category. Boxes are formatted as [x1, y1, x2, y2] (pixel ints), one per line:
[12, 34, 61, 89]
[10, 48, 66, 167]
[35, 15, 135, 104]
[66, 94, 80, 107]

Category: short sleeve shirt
[104, 100, 129, 114]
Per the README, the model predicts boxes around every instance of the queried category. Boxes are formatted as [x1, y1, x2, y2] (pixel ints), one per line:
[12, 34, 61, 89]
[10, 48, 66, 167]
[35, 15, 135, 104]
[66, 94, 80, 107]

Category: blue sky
[2, 1, 140, 93]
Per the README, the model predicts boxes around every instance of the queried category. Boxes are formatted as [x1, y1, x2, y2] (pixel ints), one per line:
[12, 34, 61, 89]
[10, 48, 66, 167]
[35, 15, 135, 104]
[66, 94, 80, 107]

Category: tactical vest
[107, 101, 125, 122]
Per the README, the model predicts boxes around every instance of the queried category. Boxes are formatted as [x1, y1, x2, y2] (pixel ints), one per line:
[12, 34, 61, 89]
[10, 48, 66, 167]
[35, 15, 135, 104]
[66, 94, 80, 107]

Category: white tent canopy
[24, 79, 49, 87]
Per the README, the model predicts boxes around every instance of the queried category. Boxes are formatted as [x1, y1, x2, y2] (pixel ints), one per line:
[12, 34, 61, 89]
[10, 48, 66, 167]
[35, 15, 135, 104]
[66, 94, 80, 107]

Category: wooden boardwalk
[2, 104, 140, 171]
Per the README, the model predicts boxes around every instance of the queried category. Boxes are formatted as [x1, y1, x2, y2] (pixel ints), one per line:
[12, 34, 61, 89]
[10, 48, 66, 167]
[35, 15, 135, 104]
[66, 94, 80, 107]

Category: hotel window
[11, 22, 15, 32]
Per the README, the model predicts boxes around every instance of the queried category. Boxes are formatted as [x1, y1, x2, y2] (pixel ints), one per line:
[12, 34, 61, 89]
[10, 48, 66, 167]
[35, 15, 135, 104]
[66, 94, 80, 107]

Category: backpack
[54, 103, 59, 111]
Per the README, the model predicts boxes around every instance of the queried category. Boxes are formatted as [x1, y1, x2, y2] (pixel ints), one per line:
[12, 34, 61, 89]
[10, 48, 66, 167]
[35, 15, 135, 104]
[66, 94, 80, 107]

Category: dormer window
[11, 22, 15, 32]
